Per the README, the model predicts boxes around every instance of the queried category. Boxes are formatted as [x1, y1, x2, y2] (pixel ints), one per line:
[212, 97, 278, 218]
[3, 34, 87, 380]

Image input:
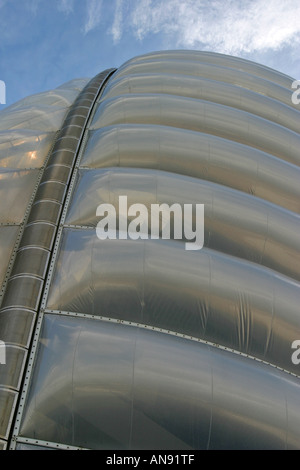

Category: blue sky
[0, 0, 300, 108]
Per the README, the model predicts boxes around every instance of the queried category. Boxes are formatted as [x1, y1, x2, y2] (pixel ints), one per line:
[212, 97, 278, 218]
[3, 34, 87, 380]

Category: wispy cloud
[83, 0, 103, 35]
[25, 0, 42, 15]
[110, 0, 124, 43]
[57, 0, 74, 14]
[110, 0, 300, 56]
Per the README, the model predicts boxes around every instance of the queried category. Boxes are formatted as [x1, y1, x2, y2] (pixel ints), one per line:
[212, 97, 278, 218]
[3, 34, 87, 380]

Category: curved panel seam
[43, 308, 300, 380]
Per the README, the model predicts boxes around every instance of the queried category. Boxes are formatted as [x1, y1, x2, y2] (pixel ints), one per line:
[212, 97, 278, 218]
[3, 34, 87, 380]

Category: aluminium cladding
[0, 50, 300, 450]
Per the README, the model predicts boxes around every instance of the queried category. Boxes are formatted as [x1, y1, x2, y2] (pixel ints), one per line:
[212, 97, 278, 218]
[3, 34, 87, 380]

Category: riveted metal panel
[3, 52, 300, 451]
[27, 201, 62, 225]
[15, 443, 54, 450]
[0, 169, 41, 224]
[17, 315, 300, 450]
[74, 92, 96, 102]
[40, 164, 72, 185]
[0, 226, 20, 291]
[0, 389, 18, 440]
[66, 106, 90, 120]
[19, 223, 56, 251]
[59, 124, 83, 139]
[35, 181, 67, 204]
[0, 68, 117, 448]
[45, 231, 300, 375]
[83, 86, 100, 94]
[73, 98, 94, 109]
[63, 115, 87, 128]
[0, 309, 35, 348]
[49, 149, 76, 167]
[0, 439, 7, 450]
[1, 276, 43, 311]
[52, 136, 79, 154]
[10, 247, 50, 279]
[0, 345, 27, 390]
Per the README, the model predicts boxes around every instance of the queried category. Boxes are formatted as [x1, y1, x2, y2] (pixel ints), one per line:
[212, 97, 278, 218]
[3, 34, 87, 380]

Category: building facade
[0, 50, 300, 450]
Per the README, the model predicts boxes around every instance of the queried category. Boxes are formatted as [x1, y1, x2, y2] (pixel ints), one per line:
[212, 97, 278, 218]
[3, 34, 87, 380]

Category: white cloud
[112, 0, 300, 56]
[110, 0, 124, 43]
[83, 0, 103, 35]
[57, 0, 74, 14]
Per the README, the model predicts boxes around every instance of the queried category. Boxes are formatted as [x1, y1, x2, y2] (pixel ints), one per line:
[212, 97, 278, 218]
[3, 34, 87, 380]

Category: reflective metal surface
[81, 125, 300, 214]
[46, 231, 300, 375]
[0, 227, 20, 289]
[19, 314, 300, 450]
[91, 94, 300, 166]
[0, 50, 299, 450]
[0, 169, 40, 224]
[100, 74, 300, 133]
[0, 130, 55, 169]
[121, 50, 294, 89]
[0, 77, 93, 447]
[114, 52, 295, 107]
[64, 167, 300, 280]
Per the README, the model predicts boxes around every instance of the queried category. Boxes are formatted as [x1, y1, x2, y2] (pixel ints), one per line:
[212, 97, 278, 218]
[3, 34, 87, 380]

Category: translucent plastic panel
[81, 125, 300, 214]
[0, 130, 55, 169]
[55, 78, 90, 93]
[0, 169, 40, 224]
[0, 79, 88, 134]
[0, 107, 68, 133]
[65, 168, 300, 280]
[0, 226, 20, 290]
[122, 50, 294, 88]
[19, 314, 300, 449]
[46, 230, 300, 374]
[1, 51, 299, 453]
[0, 389, 18, 440]
[113, 59, 294, 108]
[5, 79, 89, 111]
[90, 95, 300, 166]
[9, 91, 76, 110]
[100, 74, 300, 134]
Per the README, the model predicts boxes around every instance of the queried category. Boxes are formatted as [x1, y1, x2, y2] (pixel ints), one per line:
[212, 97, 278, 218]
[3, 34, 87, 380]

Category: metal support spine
[0, 68, 116, 448]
